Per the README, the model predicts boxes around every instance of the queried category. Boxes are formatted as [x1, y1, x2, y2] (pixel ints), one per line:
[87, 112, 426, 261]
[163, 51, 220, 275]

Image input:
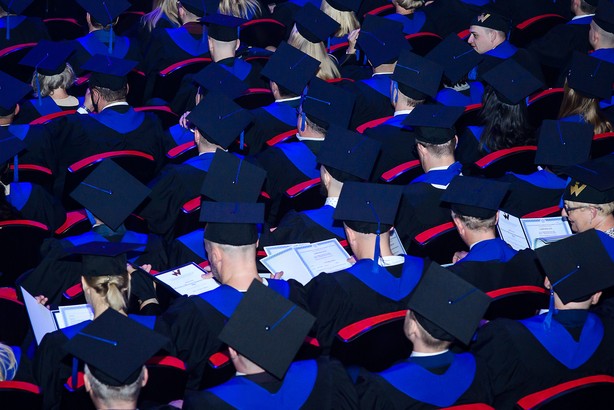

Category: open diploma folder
[21, 287, 94, 345]
[152, 262, 220, 297]
[261, 239, 352, 285]
[497, 212, 573, 251]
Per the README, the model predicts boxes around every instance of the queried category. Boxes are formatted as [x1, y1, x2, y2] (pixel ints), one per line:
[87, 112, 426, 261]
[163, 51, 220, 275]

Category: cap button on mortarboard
[265, 325, 270, 331]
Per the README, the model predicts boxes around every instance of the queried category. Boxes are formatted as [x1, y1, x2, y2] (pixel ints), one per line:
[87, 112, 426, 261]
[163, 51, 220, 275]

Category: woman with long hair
[558, 81, 613, 134]
[288, 26, 341, 80]
[218, 0, 261, 19]
[320, 0, 359, 41]
[141, 0, 180, 32]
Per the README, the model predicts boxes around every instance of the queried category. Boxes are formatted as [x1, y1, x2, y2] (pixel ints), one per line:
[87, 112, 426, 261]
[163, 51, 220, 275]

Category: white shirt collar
[296, 133, 324, 142]
[394, 109, 413, 116]
[572, 13, 594, 20]
[372, 71, 393, 77]
[325, 197, 339, 207]
[379, 255, 405, 267]
[101, 101, 129, 111]
[410, 349, 449, 357]
[275, 96, 301, 103]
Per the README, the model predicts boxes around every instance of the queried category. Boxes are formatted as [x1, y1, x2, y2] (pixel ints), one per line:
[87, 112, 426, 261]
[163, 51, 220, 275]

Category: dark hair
[478, 85, 535, 153]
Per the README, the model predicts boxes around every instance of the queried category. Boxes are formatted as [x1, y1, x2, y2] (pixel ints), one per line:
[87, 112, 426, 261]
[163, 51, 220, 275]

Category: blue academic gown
[459, 238, 517, 264]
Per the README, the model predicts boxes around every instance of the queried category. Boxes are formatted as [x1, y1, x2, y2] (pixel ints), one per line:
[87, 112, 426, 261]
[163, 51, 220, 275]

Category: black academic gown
[356, 350, 494, 409]
[352, 74, 395, 128]
[13, 97, 81, 125]
[305, 257, 429, 352]
[0, 15, 50, 49]
[6, 182, 66, 232]
[490, 0, 572, 25]
[7, 123, 56, 171]
[472, 310, 614, 409]
[421, 0, 483, 37]
[183, 358, 359, 410]
[243, 98, 301, 156]
[217, 56, 268, 89]
[497, 170, 566, 217]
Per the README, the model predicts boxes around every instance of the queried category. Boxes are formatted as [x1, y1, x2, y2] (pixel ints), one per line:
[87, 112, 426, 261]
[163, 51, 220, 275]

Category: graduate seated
[589, 0, 614, 64]
[184, 280, 358, 409]
[0, 0, 50, 49]
[356, 263, 494, 409]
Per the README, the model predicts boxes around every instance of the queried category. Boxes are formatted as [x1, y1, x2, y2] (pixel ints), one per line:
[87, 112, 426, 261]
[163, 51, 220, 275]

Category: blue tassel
[13, 155, 18, 182]
[71, 357, 79, 391]
[240, 131, 244, 150]
[108, 29, 113, 54]
[5, 15, 9, 40]
[392, 81, 399, 103]
[372, 231, 381, 273]
[36, 73, 42, 106]
[544, 288, 555, 329]
[300, 111, 306, 132]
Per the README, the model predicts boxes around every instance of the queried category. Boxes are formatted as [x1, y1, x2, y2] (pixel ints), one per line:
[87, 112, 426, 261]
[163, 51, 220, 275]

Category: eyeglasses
[563, 205, 591, 214]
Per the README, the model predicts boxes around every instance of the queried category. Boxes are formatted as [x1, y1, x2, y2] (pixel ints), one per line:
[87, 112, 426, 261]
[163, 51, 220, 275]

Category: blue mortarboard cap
[202, 13, 246, 41]
[357, 15, 410, 67]
[201, 149, 266, 202]
[180, 0, 211, 17]
[393, 50, 444, 100]
[192, 63, 248, 99]
[327, 0, 362, 12]
[261, 42, 320, 96]
[535, 120, 593, 167]
[0, 71, 31, 116]
[563, 155, 614, 204]
[566, 52, 614, 100]
[594, 0, 614, 33]
[0, 0, 34, 14]
[470, 10, 511, 33]
[200, 202, 265, 245]
[482, 59, 543, 105]
[187, 91, 254, 149]
[75, 0, 130, 25]
[426, 34, 483, 84]
[64, 241, 143, 277]
[441, 176, 510, 219]
[301, 78, 355, 129]
[0, 132, 26, 165]
[20, 40, 75, 76]
[317, 126, 381, 181]
[334, 181, 403, 230]
[81, 54, 137, 90]
[294, 3, 340, 43]
[407, 263, 491, 345]
[403, 104, 465, 144]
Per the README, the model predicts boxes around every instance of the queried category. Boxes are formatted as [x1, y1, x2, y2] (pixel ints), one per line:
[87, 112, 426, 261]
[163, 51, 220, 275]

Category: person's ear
[141, 367, 149, 387]
[83, 372, 91, 393]
[591, 291, 603, 305]
[235, 39, 241, 51]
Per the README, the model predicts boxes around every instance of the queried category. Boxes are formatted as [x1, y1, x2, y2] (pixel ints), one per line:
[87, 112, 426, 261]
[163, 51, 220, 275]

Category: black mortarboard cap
[81, 54, 137, 90]
[334, 181, 403, 233]
[20, 41, 75, 76]
[294, 3, 340, 43]
[535, 120, 593, 167]
[317, 126, 381, 181]
[0, 71, 31, 116]
[0, 133, 26, 164]
[393, 50, 443, 100]
[594, 0, 614, 33]
[536, 230, 614, 304]
[202, 13, 245, 41]
[357, 15, 409, 67]
[76, 0, 130, 26]
[566, 52, 614, 100]
[193, 63, 248, 100]
[301, 78, 355, 129]
[261, 42, 320, 96]
[201, 149, 266, 202]
[64, 241, 142, 277]
[201, 202, 264, 245]
[180, 0, 210, 17]
[327, 0, 361, 12]
[69, 159, 151, 231]
[65, 309, 169, 386]
[0, 0, 33, 14]
[470, 11, 511, 33]
[426, 34, 483, 84]
[482, 59, 543, 105]
[441, 176, 509, 219]
[563, 155, 614, 204]
[407, 263, 491, 345]
[403, 104, 464, 144]
[219, 280, 316, 379]
[187, 91, 253, 149]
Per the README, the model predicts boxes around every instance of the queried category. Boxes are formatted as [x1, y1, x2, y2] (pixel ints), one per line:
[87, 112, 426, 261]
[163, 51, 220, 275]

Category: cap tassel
[5, 15, 9, 40]
[240, 131, 245, 150]
[300, 111, 306, 132]
[102, 1, 114, 54]
[392, 81, 399, 104]
[13, 155, 18, 182]
[544, 266, 579, 329]
[71, 357, 79, 391]
[35, 73, 43, 106]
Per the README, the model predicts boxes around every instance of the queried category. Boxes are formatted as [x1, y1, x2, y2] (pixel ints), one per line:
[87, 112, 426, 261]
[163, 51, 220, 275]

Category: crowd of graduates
[2, 0, 614, 408]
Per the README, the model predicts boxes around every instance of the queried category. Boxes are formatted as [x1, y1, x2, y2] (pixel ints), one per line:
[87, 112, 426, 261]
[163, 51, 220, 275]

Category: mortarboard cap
[65, 309, 169, 386]
[317, 126, 381, 182]
[563, 155, 614, 204]
[69, 159, 151, 231]
[441, 176, 509, 219]
[594, 0, 614, 33]
[180, 0, 211, 17]
[219, 280, 316, 379]
[193, 63, 248, 100]
[294, 3, 340, 43]
[20, 41, 75, 76]
[482, 59, 543, 105]
[566, 52, 614, 100]
[260, 42, 320, 96]
[326, 0, 361, 12]
[426, 34, 483, 84]
[81, 54, 137, 90]
[403, 104, 464, 144]
[535, 120, 593, 167]
[334, 181, 403, 234]
[0, 71, 31, 116]
[200, 201, 265, 245]
[470, 11, 511, 33]
[75, 0, 130, 26]
[301, 78, 355, 129]
[535, 229, 614, 304]
[407, 263, 491, 345]
[392, 50, 443, 100]
[357, 15, 410, 67]
[64, 241, 143, 277]
[202, 13, 245, 41]
[0, 0, 33, 14]
[201, 149, 266, 202]
[0, 133, 27, 164]
[187, 91, 254, 149]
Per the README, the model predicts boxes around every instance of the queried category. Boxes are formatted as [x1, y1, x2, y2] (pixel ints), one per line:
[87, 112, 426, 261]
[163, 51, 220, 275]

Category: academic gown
[6, 182, 66, 232]
[591, 48, 614, 64]
[490, 0, 573, 25]
[395, 162, 462, 250]
[6, 123, 56, 171]
[183, 358, 359, 410]
[6, 345, 35, 384]
[143, 22, 208, 74]
[421, 0, 482, 37]
[436, 81, 484, 107]
[158, 279, 308, 390]
[470, 41, 542, 83]
[456, 238, 517, 264]
[384, 11, 430, 35]
[352, 74, 395, 127]
[364, 114, 419, 182]
[472, 310, 614, 409]
[305, 257, 429, 351]
[497, 170, 566, 217]
[456, 125, 484, 166]
[0, 15, 50, 49]
[13, 97, 81, 125]
[216, 56, 268, 89]
[243, 98, 301, 156]
[167, 229, 206, 267]
[356, 350, 493, 409]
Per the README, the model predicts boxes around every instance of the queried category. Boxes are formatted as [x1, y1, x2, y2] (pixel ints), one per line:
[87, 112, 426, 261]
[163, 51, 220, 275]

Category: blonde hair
[288, 26, 340, 80]
[320, 0, 359, 37]
[218, 0, 261, 19]
[0, 343, 17, 381]
[394, 0, 425, 11]
[452, 210, 497, 231]
[31, 63, 76, 98]
[83, 273, 131, 313]
[141, 0, 180, 32]
[558, 81, 613, 134]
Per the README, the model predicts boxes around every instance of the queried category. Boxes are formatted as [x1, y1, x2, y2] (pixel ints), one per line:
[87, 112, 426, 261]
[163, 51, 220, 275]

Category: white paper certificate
[521, 217, 572, 249]
[389, 228, 407, 255]
[497, 212, 531, 251]
[22, 287, 57, 345]
[154, 262, 220, 296]
[55, 304, 94, 329]
[261, 247, 314, 285]
[294, 239, 351, 275]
